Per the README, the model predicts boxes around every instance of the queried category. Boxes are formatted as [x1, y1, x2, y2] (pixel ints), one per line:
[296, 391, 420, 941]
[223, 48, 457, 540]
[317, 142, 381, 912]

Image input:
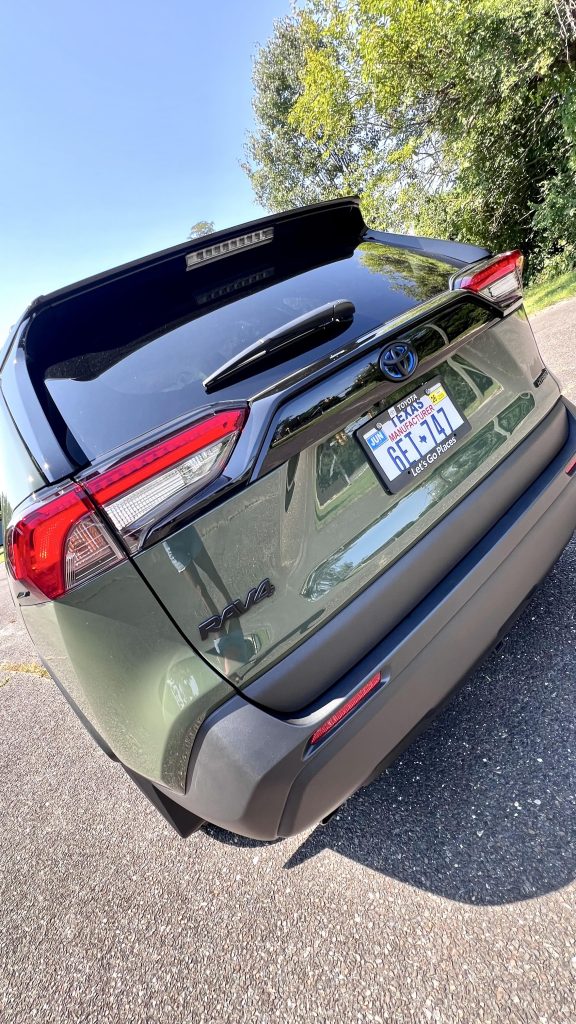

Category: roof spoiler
[19, 198, 368, 387]
[364, 229, 490, 268]
[25, 198, 367, 317]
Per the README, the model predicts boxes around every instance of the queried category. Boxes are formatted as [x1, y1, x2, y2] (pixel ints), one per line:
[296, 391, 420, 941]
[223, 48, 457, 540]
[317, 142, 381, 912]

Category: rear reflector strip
[309, 671, 383, 747]
[565, 454, 576, 476]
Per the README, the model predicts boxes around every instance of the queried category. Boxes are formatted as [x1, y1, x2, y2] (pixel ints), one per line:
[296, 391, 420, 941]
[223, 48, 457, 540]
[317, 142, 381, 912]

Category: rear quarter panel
[18, 563, 233, 791]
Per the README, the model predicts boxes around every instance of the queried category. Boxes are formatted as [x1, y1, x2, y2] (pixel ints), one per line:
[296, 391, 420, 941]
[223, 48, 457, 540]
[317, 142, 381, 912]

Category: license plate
[357, 377, 471, 494]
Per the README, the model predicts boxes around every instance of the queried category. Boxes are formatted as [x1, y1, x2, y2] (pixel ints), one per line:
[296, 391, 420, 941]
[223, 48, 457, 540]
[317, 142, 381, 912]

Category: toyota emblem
[379, 341, 419, 382]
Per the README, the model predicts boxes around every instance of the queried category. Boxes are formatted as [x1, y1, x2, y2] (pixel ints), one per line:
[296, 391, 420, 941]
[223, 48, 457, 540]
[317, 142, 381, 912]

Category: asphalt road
[1, 301, 575, 1024]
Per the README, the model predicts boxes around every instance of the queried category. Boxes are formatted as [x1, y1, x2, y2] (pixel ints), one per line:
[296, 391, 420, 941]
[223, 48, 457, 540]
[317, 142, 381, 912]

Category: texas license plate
[357, 377, 471, 494]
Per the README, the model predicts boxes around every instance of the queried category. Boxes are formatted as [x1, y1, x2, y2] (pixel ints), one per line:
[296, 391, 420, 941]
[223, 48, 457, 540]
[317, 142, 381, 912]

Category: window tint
[40, 243, 455, 459]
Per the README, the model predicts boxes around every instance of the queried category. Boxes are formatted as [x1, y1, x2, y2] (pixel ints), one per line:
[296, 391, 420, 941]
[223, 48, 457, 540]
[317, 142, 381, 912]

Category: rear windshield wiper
[203, 299, 355, 393]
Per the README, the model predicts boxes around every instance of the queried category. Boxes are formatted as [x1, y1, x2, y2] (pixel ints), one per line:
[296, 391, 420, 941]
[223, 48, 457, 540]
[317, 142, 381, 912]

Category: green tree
[188, 220, 215, 239]
[246, 1, 576, 276]
[243, 12, 392, 212]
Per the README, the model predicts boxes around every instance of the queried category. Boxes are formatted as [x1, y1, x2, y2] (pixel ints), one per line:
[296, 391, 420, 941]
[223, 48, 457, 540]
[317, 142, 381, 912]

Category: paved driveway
[531, 297, 576, 405]
[1, 302, 575, 1024]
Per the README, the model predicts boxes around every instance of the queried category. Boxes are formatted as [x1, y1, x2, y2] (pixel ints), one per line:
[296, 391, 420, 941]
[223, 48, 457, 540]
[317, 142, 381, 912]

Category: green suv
[3, 199, 576, 838]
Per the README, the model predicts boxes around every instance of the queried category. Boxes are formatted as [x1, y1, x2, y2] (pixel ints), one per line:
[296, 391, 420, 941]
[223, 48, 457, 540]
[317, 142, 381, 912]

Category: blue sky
[0, 0, 290, 339]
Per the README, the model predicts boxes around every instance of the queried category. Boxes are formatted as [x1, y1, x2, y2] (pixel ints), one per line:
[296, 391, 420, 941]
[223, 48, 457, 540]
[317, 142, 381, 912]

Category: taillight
[451, 250, 524, 305]
[6, 408, 247, 600]
[84, 407, 247, 552]
[309, 671, 383, 748]
[5, 485, 124, 601]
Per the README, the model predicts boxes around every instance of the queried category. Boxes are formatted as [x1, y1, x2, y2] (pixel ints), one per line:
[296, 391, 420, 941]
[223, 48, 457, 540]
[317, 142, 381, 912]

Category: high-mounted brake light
[85, 408, 247, 552]
[6, 409, 247, 601]
[451, 250, 524, 306]
[309, 671, 383, 748]
[185, 228, 274, 270]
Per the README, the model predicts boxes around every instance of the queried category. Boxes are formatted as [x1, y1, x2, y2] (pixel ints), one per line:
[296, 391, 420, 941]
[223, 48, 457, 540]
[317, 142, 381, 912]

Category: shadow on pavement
[207, 540, 576, 905]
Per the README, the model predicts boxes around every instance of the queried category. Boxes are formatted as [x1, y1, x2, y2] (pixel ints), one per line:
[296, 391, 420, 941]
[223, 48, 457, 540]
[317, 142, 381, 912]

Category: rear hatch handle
[203, 299, 355, 393]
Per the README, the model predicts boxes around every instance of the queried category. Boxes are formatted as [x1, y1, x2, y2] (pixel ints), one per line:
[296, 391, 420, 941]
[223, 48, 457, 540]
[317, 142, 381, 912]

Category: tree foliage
[243, 13, 392, 212]
[245, 1, 576, 276]
[188, 220, 215, 239]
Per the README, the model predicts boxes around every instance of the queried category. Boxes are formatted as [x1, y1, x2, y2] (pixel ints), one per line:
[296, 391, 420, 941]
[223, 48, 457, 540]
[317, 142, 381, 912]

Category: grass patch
[0, 662, 50, 687]
[0, 548, 4, 564]
[1, 661, 49, 675]
[524, 269, 576, 315]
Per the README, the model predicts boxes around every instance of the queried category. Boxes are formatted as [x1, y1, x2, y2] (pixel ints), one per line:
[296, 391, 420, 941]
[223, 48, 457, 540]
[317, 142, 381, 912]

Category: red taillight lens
[6, 409, 247, 601]
[5, 486, 124, 600]
[452, 250, 524, 305]
[85, 408, 247, 552]
[565, 454, 576, 476]
[309, 671, 382, 748]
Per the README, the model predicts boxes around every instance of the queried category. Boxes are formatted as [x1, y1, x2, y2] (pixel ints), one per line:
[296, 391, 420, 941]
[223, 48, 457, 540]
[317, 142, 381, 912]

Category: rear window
[32, 243, 453, 460]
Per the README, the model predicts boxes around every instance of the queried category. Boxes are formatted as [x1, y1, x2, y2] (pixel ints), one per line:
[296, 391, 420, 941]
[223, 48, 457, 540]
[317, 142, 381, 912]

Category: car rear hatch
[12, 200, 562, 713]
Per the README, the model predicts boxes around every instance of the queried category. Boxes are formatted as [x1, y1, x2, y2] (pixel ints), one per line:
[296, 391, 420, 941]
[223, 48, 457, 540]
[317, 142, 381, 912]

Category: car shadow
[206, 540, 576, 905]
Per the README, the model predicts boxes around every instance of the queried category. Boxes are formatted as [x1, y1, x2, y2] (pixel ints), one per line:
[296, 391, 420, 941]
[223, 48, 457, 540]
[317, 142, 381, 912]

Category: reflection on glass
[358, 243, 453, 301]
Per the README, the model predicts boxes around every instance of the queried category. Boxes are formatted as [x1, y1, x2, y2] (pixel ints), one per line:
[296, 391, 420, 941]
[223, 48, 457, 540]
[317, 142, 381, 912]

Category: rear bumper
[163, 398, 576, 839]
